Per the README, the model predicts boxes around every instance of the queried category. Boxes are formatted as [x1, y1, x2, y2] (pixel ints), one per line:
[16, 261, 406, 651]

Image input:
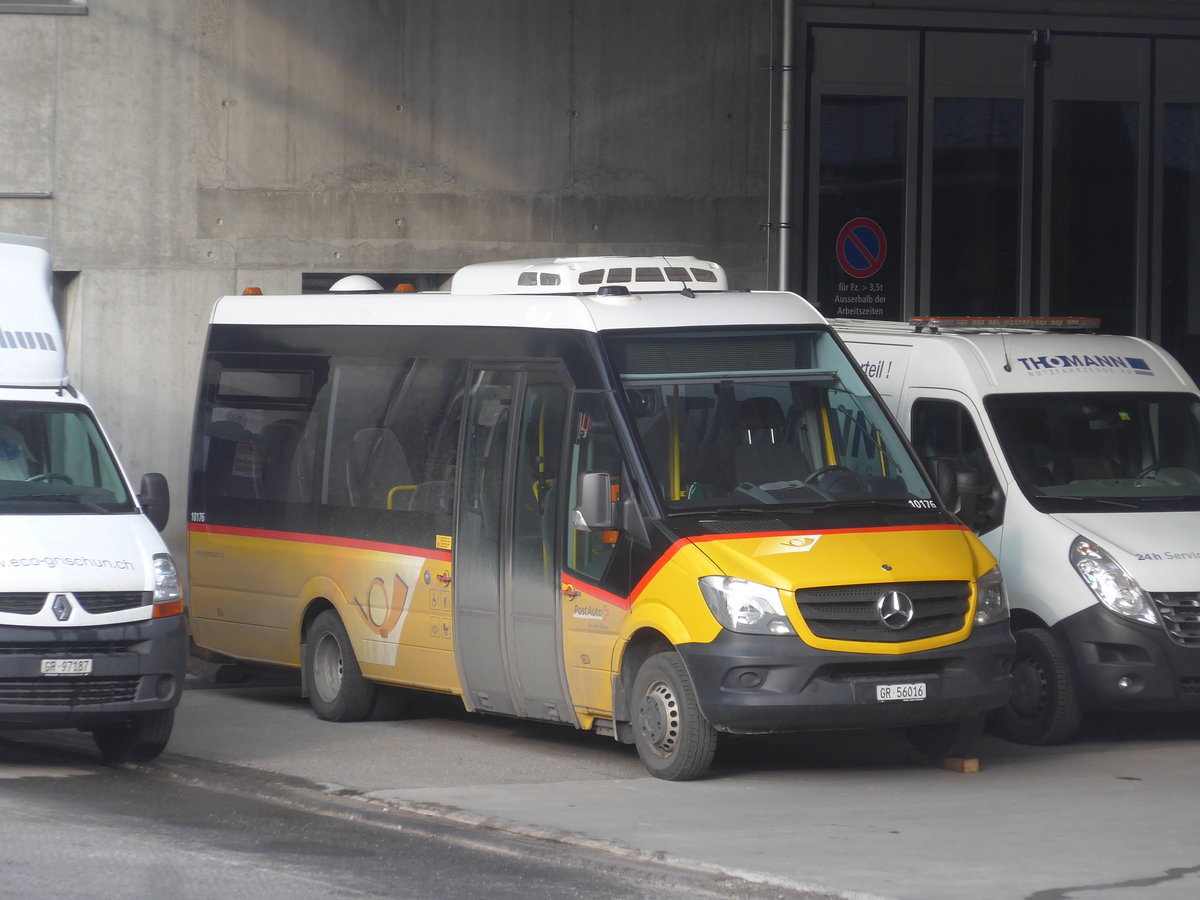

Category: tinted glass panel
[1162, 102, 1200, 381]
[818, 96, 906, 319]
[1049, 101, 1138, 333]
[930, 98, 1023, 316]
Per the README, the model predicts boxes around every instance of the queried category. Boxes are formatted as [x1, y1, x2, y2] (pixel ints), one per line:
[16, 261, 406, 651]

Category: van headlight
[975, 566, 1009, 626]
[151, 553, 183, 617]
[698, 576, 796, 635]
[1070, 537, 1157, 626]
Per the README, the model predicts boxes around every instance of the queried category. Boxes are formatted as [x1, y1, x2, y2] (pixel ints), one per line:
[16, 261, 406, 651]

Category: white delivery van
[0, 234, 186, 762]
[833, 316, 1200, 744]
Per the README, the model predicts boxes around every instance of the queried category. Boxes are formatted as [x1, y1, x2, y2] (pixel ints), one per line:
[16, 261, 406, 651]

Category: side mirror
[573, 471, 614, 531]
[138, 473, 170, 533]
[927, 457, 959, 512]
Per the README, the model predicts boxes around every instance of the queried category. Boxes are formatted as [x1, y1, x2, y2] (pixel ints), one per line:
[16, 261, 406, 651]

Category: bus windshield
[987, 391, 1200, 512]
[605, 328, 932, 511]
[0, 402, 133, 515]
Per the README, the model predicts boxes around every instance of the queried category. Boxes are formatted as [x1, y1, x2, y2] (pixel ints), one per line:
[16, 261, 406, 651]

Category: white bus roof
[214, 257, 824, 333]
[212, 287, 825, 333]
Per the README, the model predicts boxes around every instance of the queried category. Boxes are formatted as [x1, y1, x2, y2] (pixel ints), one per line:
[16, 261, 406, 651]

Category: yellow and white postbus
[187, 257, 1013, 779]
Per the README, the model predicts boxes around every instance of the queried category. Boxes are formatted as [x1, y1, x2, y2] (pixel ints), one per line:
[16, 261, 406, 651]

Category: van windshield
[0, 402, 133, 515]
[606, 328, 933, 511]
[987, 391, 1200, 512]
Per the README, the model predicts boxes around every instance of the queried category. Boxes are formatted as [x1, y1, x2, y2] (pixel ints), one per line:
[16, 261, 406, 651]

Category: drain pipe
[776, 0, 795, 291]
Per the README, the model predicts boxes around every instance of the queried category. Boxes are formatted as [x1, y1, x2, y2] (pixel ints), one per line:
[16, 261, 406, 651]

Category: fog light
[737, 670, 764, 688]
[1116, 674, 1142, 693]
[155, 675, 176, 700]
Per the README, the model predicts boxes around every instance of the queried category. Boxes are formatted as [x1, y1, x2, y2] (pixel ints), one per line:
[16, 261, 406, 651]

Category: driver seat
[733, 397, 812, 486]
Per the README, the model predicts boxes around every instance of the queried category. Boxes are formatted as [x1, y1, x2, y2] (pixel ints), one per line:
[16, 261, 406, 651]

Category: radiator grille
[75, 592, 150, 614]
[794, 581, 971, 643]
[1151, 593, 1200, 647]
[0, 592, 150, 616]
[0, 594, 46, 615]
[0, 641, 138, 656]
[0, 676, 140, 706]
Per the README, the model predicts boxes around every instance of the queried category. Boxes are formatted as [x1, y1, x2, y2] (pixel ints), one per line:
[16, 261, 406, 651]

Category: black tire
[631, 652, 718, 781]
[907, 715, 985, 760]
[92, 708, 174, 764]
[990, 626, 1082, 745]
[306, 609, 377, 722]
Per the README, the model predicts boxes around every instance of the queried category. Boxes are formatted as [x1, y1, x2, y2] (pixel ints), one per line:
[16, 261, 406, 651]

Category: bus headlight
[699, 576, 796, 636]
[1070, 537, 1157, 626]
[975, 566, 1008, 626]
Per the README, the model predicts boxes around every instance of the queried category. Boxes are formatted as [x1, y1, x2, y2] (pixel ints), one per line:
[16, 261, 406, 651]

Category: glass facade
[800, 21, 1200, 380]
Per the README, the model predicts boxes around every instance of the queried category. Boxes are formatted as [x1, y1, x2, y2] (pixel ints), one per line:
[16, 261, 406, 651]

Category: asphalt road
[0, 726, 814, 900]
[6, 669, 1200, 900]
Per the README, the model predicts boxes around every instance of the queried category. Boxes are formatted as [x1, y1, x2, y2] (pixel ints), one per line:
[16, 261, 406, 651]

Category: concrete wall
[0, 0, 777, 556]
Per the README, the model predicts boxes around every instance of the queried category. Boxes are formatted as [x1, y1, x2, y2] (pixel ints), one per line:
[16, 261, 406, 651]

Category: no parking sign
[836, 217, 887, 278]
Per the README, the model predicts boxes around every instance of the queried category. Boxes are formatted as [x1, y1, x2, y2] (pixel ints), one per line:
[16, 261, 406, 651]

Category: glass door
[1039, 35, 1151, 333]
[452, 366, 575, 724]
[807, 27, 918, 320]
[922, 31, 1034, 317]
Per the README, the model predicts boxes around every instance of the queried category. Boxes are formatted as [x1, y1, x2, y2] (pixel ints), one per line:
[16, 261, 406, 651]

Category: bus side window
[199, 362, 325, 506]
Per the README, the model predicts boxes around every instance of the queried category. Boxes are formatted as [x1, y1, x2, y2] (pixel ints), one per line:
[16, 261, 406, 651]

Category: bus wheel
[631, 652, 717, 781]
[906, 715, 985, 761]
[307, 609, 376, 722]
[991, 626, 1082, 745]
[92, 708, 174, 764]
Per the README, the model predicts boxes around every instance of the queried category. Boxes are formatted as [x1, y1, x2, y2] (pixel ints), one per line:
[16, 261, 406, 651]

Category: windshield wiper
[26, 492, 111, 514]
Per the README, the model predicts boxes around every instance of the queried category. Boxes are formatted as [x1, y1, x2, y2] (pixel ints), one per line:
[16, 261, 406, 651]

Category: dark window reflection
[1049, 101, 1138, 333]
[930, 98, 1023, 316]
[1162, 103, 1200, 381]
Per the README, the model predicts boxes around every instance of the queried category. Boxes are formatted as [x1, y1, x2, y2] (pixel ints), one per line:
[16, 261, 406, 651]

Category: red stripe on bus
[187, 522, 452, 562]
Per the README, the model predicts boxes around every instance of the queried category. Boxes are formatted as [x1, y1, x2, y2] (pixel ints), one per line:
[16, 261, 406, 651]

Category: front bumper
[1055, 605, 1200, 712]
[0, 614, 187, 729]
[677, 622, 1014, 734]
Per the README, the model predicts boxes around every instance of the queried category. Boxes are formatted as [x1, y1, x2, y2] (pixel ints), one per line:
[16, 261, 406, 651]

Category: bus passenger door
[452, 367, 576, 725]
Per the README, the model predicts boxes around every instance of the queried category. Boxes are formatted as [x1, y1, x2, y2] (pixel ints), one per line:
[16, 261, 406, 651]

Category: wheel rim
[637, 679, 680, 758]
[1009, 653, 1047, 718]
[312, 631, 344, 703]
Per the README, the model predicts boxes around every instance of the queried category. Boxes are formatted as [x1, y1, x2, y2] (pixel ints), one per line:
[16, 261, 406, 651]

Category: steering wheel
[1134, 465, 1162, 479]
[803, 464, 854, 485]
[26, 472, 74, 485]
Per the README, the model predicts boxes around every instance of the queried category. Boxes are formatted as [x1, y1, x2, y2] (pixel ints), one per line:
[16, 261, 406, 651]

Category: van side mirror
[927, 457, 959, 512]
[138, 473, 170, 533]
[573, 471, 614, 531]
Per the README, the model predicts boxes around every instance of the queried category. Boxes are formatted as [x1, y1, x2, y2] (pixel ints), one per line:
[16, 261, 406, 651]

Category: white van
[0, 234, 186, 762]
[833, 316, 1200, 744]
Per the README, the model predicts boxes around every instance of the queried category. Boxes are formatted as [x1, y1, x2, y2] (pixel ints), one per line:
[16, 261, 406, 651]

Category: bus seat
[733, 397, 811, 486]
[347, 428, 413, 508]
[205, 419, 260, 498]
[259, 420, 300, 501]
